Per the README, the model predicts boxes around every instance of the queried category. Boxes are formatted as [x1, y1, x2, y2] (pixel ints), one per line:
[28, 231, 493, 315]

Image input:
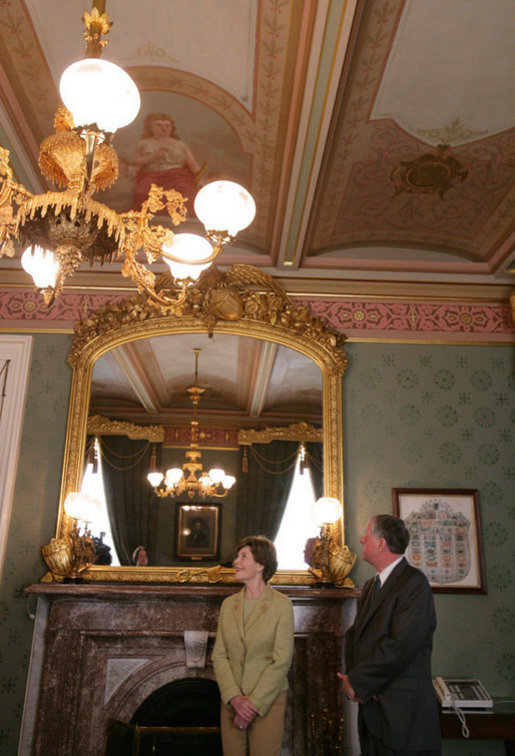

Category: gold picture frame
[176, 504, 220, 561]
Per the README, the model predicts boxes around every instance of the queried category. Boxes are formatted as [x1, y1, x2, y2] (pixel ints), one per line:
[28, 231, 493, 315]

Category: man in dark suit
[338, 514, 441, 755]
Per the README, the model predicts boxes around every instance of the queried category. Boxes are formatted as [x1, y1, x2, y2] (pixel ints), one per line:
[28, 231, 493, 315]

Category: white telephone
[433, 676, 493, 709]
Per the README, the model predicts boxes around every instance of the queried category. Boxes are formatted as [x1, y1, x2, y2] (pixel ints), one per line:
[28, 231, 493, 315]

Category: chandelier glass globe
[161, 234, 214, 281]
[194, 180, 256, 237]
[21, 246, 60, 289]
[59, 58, 140, 133]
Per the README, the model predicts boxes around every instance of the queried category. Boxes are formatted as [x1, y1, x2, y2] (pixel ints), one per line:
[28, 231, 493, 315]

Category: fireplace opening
[106, 677, 222, 754]
[131, 677, 221, 727]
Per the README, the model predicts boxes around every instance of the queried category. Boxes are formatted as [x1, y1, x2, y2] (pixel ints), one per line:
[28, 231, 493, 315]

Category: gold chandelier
[147, 348, 236, 499]
[0, 3, 255, 308]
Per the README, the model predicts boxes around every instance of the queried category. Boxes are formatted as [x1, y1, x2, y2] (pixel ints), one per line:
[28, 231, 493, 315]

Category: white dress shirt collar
[377, 555, 404, 586]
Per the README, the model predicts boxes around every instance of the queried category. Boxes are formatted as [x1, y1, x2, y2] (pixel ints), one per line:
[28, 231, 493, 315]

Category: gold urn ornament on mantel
[309, 497, 356, 588]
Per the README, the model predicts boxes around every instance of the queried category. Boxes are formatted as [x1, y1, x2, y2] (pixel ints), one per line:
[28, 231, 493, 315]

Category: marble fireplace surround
[21, 583, 358, 755]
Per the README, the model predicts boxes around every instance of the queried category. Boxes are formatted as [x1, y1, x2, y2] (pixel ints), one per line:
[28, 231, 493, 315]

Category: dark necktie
[372, 575, 381, 596]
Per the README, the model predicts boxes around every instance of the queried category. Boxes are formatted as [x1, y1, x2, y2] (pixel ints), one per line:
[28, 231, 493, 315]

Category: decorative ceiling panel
[0, 0, 513, 299]
[306, 0, 515, 266]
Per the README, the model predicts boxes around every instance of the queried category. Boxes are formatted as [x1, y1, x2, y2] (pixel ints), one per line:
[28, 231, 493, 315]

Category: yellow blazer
[212, 585, 294, 716]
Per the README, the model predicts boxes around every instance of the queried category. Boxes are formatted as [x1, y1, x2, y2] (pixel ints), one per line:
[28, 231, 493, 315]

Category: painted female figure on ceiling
[130, 112, 205, 217]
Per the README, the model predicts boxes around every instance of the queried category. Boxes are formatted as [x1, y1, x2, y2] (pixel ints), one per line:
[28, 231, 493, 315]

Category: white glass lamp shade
[21, 245, 60, 289]
[147, 471, 164, 487]
[194, 180, 256, 236]
[312, 497, 341, 526]
[59, 58, 140, 133]
[161, 234, 213, 280]
[199, 474, 211, 488]
[222, 474, 236, 490]
[165, 467, 183, 486]
[64, 492, 101, 523]
[209, 468, 225, 485]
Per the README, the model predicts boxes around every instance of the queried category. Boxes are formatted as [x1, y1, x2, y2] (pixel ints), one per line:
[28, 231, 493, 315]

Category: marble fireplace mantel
[21, 583, 359, 755]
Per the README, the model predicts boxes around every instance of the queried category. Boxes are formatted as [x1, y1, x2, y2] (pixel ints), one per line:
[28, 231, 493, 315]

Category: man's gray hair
[371, 515, 409, 554]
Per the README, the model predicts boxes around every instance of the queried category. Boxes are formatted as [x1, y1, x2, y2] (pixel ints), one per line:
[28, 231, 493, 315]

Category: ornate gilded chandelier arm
[120, 250, 191, 314]
[120, 183, 188, 264]
[0, 148, 34, 258]
[141, 183, 188, 227]
[118, 182, 219, 311]
[82, 4, 112, 58]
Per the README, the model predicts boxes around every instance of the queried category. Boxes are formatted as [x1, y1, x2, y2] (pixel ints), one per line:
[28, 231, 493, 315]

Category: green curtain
[100, 436, 162, 565]
[305, 441, 323, 500]
[236, 440, 298, 543]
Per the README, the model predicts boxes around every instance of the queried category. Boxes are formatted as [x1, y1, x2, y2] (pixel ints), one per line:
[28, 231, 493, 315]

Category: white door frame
[0, 334, 33, 581]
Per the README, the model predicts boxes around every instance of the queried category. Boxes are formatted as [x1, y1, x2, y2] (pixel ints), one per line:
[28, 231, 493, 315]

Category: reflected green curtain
[84, 434, 95, 468]
[236, 440, 298, 542]
[305, 442, 323, 500]
[100, 436, 162, 565]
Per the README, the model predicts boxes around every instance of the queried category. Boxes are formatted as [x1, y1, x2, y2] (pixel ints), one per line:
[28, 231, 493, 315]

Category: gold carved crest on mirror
[47, 264, 349, 584]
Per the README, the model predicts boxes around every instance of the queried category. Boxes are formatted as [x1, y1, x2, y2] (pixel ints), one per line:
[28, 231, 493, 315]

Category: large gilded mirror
[54, 265, 347, 584]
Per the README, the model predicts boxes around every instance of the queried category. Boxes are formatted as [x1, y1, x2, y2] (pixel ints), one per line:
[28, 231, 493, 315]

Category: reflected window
[275, 454, 318, 570]
[81, 438, 120, 566]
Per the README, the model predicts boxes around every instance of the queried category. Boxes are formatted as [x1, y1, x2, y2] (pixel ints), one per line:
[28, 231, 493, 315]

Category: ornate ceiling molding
[238, 421, 322, 445]
[87, 414, 164, 442]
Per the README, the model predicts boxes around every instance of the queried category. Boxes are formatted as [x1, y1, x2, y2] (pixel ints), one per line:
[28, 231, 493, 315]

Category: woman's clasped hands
[230, 694, 260, 730]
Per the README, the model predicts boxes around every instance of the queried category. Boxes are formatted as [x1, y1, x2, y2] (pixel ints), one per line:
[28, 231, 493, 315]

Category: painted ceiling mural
[0, 0, 513, 335]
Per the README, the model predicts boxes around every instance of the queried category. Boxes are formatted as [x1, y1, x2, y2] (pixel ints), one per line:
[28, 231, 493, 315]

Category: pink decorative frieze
[164, 426, 239, 448]
[0, 289, 513, 342]
[301, 299, 514, 341]
[0, 289, 126, 328]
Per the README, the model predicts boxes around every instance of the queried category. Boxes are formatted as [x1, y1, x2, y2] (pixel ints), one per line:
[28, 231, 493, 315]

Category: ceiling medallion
[391, 144, 468, 199]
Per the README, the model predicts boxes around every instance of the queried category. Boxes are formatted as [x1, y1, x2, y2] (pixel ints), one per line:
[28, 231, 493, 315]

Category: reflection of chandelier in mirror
[147, 348, 236, 499]
[0, 3, 255, 307]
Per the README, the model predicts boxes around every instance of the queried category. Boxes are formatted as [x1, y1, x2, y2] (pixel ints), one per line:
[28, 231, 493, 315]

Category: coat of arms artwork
[392, 488, 486, 594]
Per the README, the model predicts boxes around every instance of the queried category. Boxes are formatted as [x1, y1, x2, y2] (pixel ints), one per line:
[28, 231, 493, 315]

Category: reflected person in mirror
[303, 536, 323, 581]
[339, 515, 441, 755]
[213, 535, 294, 755]
[132, 545, 149, 566]
[303, 536, 316, 567]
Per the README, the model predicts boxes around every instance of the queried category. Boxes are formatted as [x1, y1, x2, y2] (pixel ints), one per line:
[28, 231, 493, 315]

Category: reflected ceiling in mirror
[90, 333, 323, 430]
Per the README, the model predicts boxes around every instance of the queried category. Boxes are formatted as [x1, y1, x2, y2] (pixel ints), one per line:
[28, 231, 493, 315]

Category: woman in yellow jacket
[213, 535, 294, 756]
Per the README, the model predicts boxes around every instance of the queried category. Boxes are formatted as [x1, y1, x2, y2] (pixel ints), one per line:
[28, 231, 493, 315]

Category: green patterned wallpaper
[343, 343, 514, 756]
[0, 336, 513, 755]
[0, 334, 72, 754]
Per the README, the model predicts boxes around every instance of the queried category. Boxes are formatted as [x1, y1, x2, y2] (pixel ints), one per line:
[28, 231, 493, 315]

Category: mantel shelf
[25, 582, 360, 601]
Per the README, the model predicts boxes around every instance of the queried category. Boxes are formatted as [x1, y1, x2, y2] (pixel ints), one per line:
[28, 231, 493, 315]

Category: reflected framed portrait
[392, 488, 486, 594]
[176, 504, 220, 561]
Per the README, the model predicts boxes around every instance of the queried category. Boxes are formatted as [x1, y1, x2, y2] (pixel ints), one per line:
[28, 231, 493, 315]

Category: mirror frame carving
[55, 264, 347, 584]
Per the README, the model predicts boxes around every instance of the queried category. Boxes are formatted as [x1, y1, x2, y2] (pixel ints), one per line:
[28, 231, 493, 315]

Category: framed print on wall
[176, 504, 220, 561]
[392, 488, 486, 594]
